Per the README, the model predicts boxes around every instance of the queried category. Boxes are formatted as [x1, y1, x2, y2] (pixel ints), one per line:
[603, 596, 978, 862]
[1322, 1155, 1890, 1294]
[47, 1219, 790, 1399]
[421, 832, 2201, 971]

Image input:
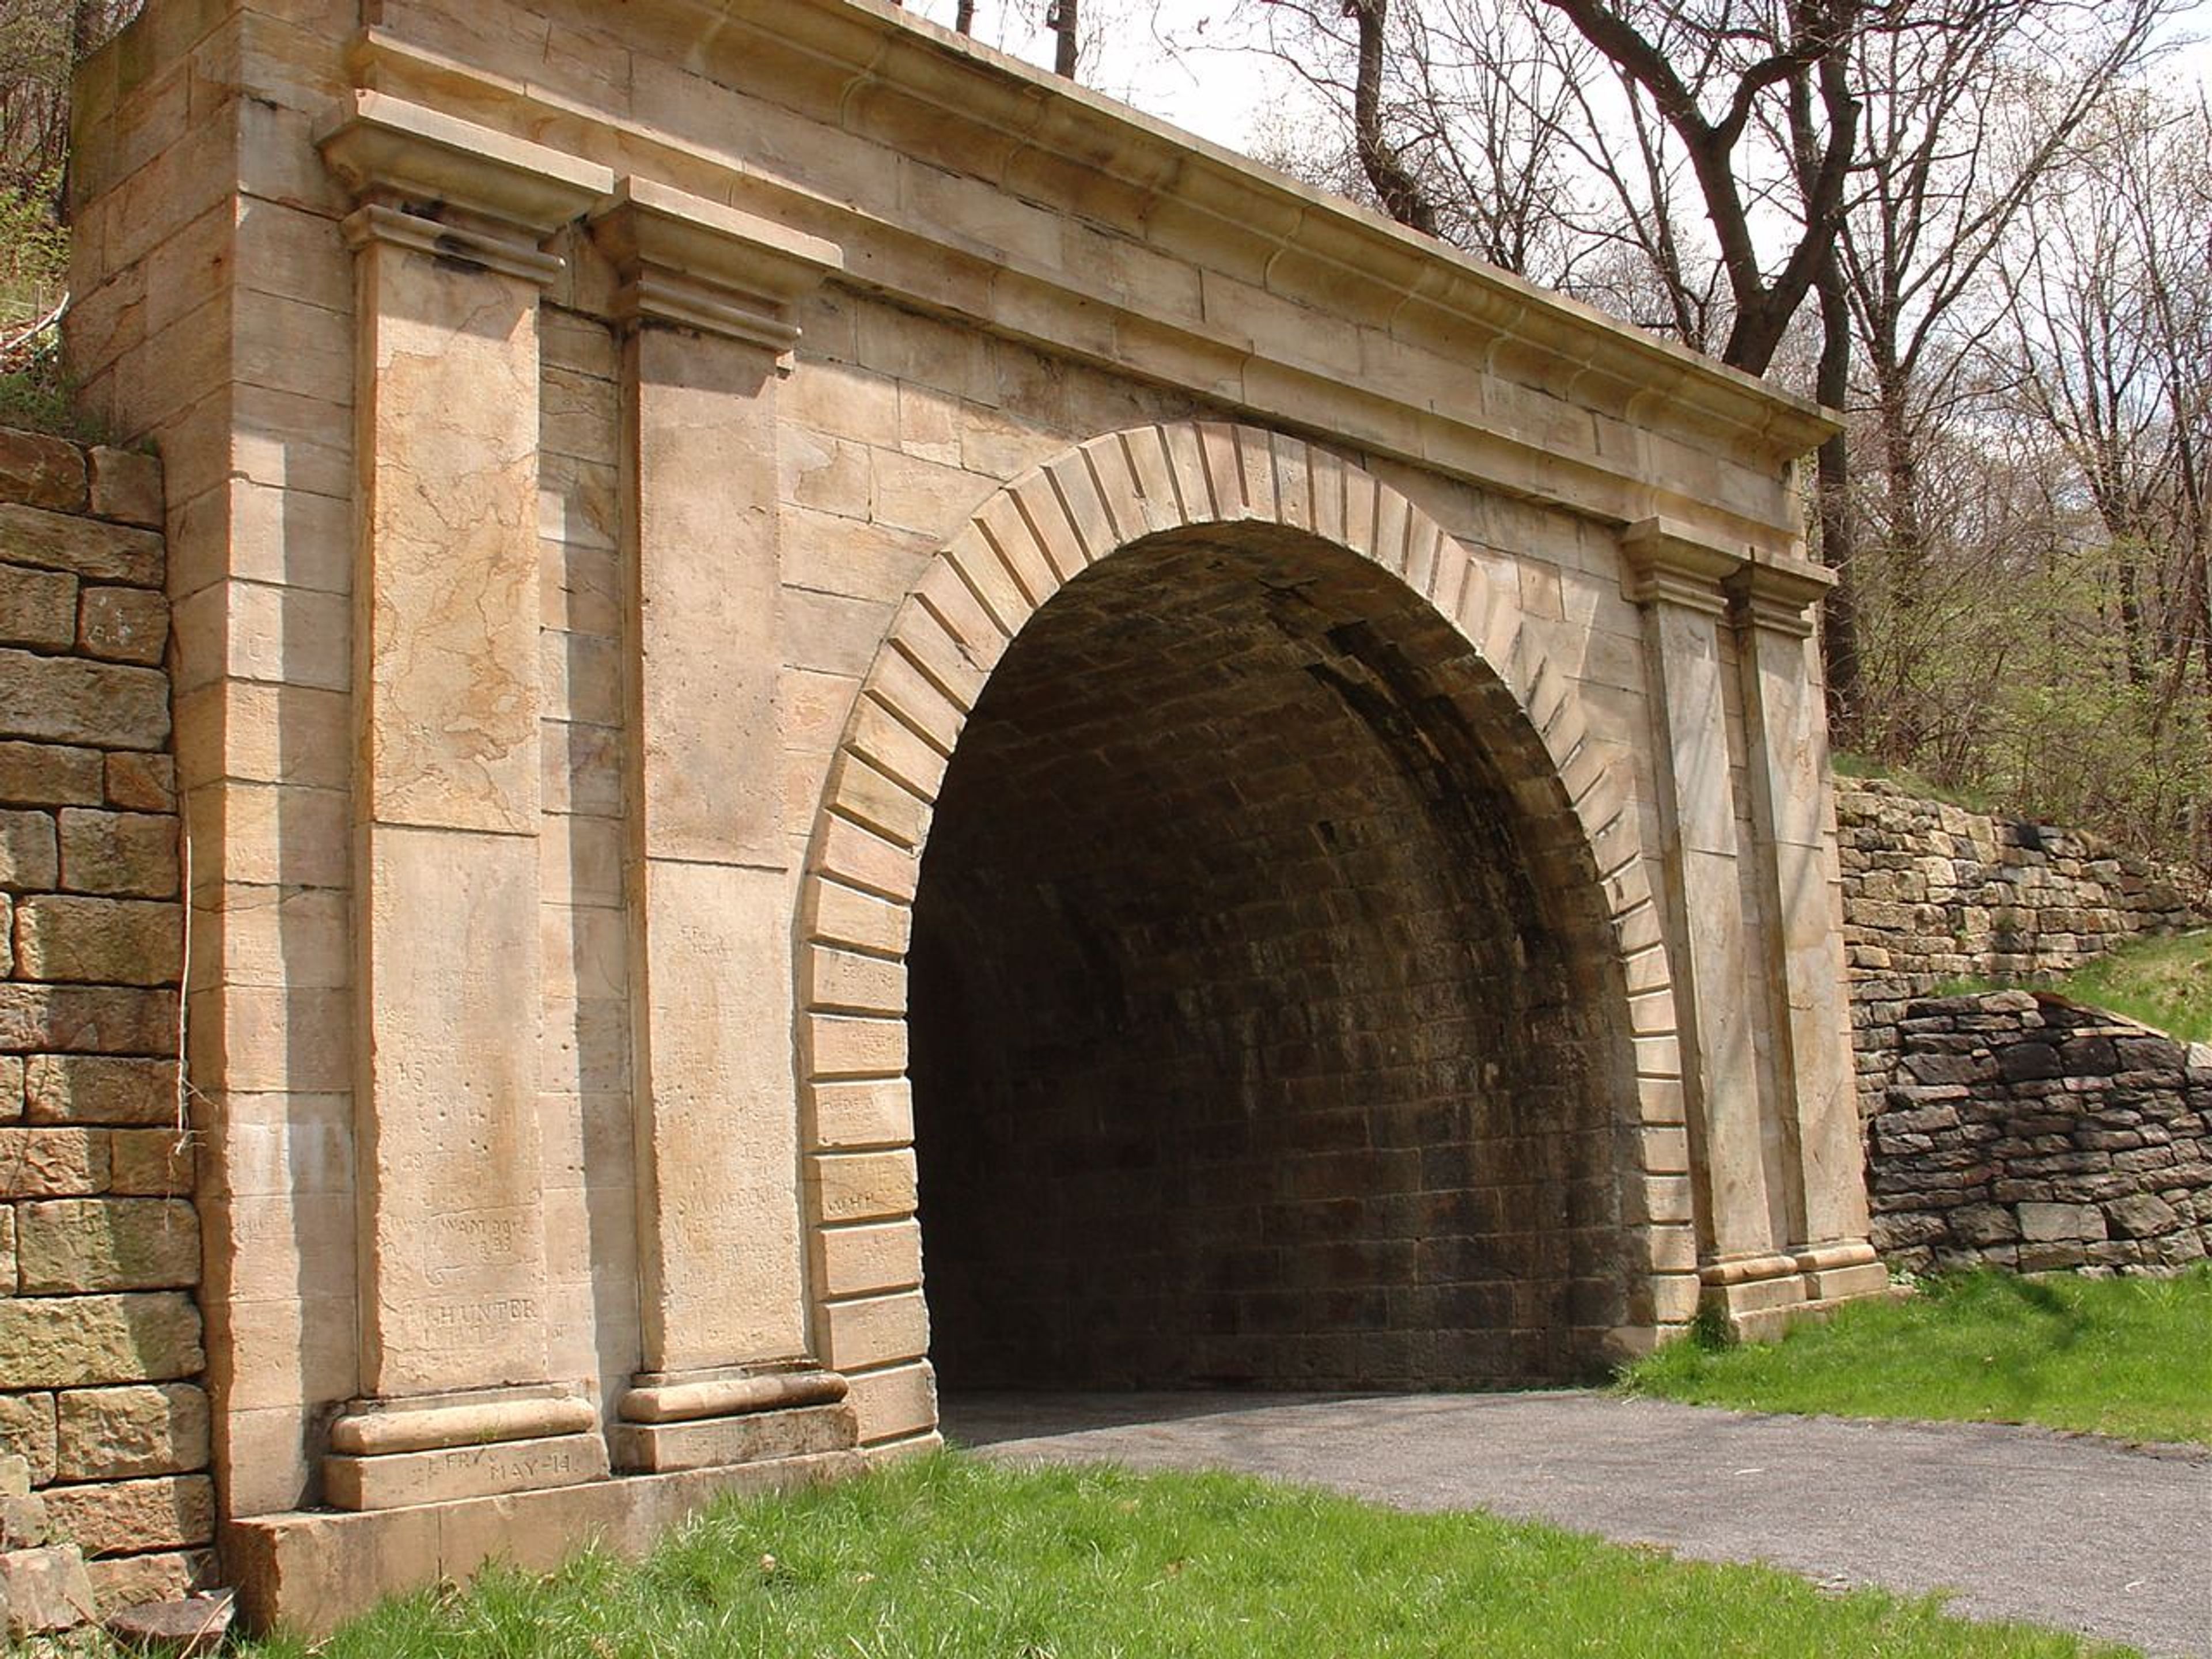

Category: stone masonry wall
[1836, 778, 2206, 1120]
[0, 426, 212, 1609]
[1867, 992, 2211, 1275]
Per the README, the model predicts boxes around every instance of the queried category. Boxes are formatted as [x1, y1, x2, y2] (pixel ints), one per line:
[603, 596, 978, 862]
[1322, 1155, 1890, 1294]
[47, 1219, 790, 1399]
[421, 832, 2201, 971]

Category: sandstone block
[78, 586, 169, 666]
[0, 808, 59, 889]
[0, 741, 103, 806]
[0, 563, 79, 650]
[0, 504, 160, 586]
[89, 1555, 221, 1619]
[86, 448, 162, 529]
[103, 753, 175, 813]
[0, 1292, 202, 1387]
[25, 1055, 175, 1126]
[0, 1126, 108, 1197]
[0, 1452, 26, 1495]
[0, 430, 89, 512]
[1, 1491, 51, 1548]
[2018, 1200, 2106, 1243]
[611, 1402, 856, 1474]
[2105, 1192, 2179, 1238]
[0, 984, 177, 1054]
[55, 1384, 210, 1482]
[0, 1395, 58, 1483]
[18, 1198, 200, 1291]
[0, 1543, 97, 1637]
[14, 896, 181, 987]
[1950, 1203, 2020, 1246]
[0, 649, 170, 750]
[105, 1128, 191, 1197]
[43, 1474, 214, 1555]
[58, 809, 179, 898]
[323, 1433, 609, 1512]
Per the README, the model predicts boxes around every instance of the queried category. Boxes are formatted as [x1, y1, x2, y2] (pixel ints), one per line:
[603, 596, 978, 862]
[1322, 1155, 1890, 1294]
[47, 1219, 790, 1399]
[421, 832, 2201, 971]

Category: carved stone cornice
[1724, 560, 1835, 639]
[1620, 518, 1738, 616]
[586, 177, 843, 357]
[317, 90, 613, 281]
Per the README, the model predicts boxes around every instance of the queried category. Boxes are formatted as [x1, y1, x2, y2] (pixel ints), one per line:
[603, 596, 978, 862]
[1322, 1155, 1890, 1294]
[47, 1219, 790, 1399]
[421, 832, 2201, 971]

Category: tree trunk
[956, 0, 975, 33]
[1051, 0, 1078, 77]
[1813, 250, 1863, 747]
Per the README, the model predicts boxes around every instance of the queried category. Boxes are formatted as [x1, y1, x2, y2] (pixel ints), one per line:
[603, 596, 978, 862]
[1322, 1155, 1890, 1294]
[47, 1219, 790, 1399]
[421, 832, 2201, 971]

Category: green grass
[2046, 928, 2212, 1043]
[1832, 751, 2000, 815]
[224, 1451, 2137, 1659]
[1620, 1267, 2212, 1446]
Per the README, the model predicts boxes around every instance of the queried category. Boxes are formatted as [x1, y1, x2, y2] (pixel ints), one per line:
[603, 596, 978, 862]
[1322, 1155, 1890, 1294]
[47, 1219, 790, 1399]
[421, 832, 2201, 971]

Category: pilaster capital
[1723, 559, 1835, 639]
[586, 177, 844, 357]
[317, 90, 613, 283]
[1619, 517, 1735, 616]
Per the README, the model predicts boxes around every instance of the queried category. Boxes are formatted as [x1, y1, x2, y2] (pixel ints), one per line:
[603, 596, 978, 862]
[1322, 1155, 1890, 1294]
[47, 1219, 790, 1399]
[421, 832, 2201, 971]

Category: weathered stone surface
[0, 503, 162, 585]
[0, 1394, 59, 1484]
[87, 1555, 219, 1620]
[1, 1490, 52, 1547]
[58, 809, 178, 898]
[25, 1055, 176, 1125]
[0, 806, 58, 888]
[2105, 1192, 2179, 1239]
[104, 1591, 233, 1655]
[0, 1293, 203, 1387]
[86, 448, 162, 530]
[0, 562, 79, 650]
[0, 1453, 28, 1496]
[0, 984, 177, 1054]
[0, 741, 103, 806]
[2019, 1200, 2107, 1244]
[103, 753, 175, 813]
[56, 1386, 211, 1483]
[18, 1199, 201, 1292]
[42, 1475, 215, 1555]
[13, 896, 181, 986]
[108, 1130, 192, 1196]
[0, 1543, 98, 1637]
[79, 586, 170, 666]
[0, 429, 89, 513]
[0, 1126, 108, 1197]
[0, 648, 170, 749]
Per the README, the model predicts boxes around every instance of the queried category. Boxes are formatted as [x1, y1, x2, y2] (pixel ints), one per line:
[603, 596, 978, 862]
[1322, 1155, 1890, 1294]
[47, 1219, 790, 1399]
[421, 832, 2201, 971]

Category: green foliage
[2044, 930, 2210, 1043]
[234, 1452, 2135, 1659]
[1619, 1267, 2212, 1446]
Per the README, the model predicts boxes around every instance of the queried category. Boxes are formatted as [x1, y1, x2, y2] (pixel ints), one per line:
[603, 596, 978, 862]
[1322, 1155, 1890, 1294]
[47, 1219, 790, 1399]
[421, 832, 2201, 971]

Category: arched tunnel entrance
[908, 523, 1637, 1395]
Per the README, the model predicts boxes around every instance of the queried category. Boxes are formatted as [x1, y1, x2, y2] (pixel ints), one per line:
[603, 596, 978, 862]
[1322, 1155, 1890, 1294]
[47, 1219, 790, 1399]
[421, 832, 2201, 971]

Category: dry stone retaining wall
[0, 425, 212, 1612]
[1835, 778, 2206, 1120]
[1867, 992, 2212, 1275]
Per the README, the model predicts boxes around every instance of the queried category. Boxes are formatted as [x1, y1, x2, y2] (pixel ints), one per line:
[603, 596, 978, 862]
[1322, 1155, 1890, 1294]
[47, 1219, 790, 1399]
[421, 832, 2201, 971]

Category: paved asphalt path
[946, 1391, 2211, 1657]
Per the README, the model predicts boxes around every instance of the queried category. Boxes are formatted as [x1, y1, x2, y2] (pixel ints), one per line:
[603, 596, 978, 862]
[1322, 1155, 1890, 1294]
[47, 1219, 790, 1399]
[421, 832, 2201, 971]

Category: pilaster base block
[324, 1431, 610, 1511]
[1801, 1259, 1892, 1304]
[230, 1449, 870, 1637]
[611, 1402, 858, 1474]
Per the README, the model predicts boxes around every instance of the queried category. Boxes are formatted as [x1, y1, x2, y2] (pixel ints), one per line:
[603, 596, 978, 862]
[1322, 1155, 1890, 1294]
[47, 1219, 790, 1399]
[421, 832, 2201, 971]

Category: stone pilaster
[1726, 565, 1885, 1312]
[585, 180, 857, 1473]
[317, 93, 615, 1509]
[1622, 520, 1806, 1331]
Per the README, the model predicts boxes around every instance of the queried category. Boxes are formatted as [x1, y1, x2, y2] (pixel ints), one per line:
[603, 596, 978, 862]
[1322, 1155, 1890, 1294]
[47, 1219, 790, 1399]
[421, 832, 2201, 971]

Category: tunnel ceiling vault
[798, 421, 1658, 1397]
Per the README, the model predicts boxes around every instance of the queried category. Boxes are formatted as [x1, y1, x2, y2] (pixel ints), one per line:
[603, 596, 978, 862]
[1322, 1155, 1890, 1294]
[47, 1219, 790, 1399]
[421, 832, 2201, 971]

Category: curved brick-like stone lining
[795, 421, 1679, 1441]
[0, 426, 213, 1613]
[1868, 991, 2211, 1274]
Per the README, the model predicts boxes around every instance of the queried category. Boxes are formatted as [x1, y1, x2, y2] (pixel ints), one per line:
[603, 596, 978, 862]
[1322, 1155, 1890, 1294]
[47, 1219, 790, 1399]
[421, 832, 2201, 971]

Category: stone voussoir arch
[794, 418, 1681, 1440]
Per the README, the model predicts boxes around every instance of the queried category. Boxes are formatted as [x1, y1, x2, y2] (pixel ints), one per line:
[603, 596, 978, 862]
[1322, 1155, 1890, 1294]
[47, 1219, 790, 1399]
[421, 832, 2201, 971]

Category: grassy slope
[2044, 928, 2211, 1044]
[237, 1453, 2135, 1659]
[1620, 1268, 2212, 1446]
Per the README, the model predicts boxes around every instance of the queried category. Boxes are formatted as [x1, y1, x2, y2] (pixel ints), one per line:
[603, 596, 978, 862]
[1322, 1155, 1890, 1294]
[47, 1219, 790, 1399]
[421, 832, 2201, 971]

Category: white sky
[900, 0, 2212, 157]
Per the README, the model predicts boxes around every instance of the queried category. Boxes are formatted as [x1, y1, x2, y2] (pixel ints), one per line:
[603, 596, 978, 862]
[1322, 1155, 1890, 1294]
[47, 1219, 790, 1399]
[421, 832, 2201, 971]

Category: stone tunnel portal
[908, 524, 1638, 1395]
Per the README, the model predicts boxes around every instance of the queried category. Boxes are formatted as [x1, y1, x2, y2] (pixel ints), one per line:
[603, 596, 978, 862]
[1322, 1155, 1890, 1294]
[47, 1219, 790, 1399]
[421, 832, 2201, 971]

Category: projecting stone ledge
[222, 1447, 885, 1638]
